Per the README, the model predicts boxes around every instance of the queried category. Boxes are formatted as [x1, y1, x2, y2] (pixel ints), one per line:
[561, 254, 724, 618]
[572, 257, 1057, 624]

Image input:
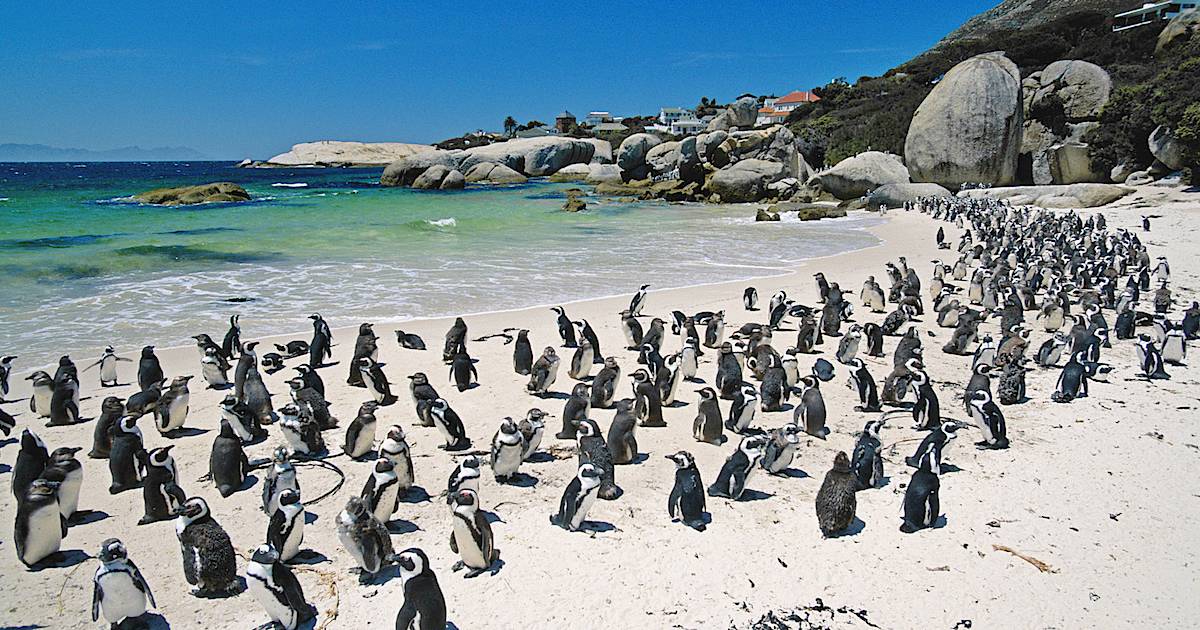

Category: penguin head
[98, 538, 128, 563]
[696, 387, 716, 400]
[147, 446, 174, 468]
[461, 455, 481, 472]
[969, 389, 991, 408]
[863, 418, 884, 439]
[453, 488, 479, 509]
[219, 394, 239, 410]
[408, 372, 428, 385]
[740, 435, 767, 457]
[308, 313, 321, 321]
[578, 463, 601, 481]
[272, 446, 290, 464]
[250, 544, 280, 565]
[974, 363, 992, 376]
[386, 425, 406, 442]
[499, 417, 519, 435]
[576, 418, 601, 438]
[373, 458, 395, 474]
[173, 497, 210, 523]
[543, 347, 558, 359]
[279, 488, 301, 506]
[140, 345, 155, 357]
[571, 383, 590, 398]
[359, 401, 381, 415]
[394, 548, 430, 579]
[204, 346, 219, 358]
[102, 396, 125, 414]
[832, 451, 851, 473]
[780, 424, 802, 444]
[286, 378, 304, 391]
[118, 416, 140, 433]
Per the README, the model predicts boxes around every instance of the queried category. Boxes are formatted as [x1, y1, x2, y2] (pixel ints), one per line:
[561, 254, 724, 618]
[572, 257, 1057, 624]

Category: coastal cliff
[241, 140, 435, 167]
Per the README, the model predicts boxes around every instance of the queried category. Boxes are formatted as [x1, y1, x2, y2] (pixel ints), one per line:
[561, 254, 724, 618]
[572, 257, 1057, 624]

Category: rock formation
[255, 140, 435, 167]
[810, 151, 910, 200]
[1020, 60, 1111, 184]
[959, 183, 1133, 208]
[134, 182, 251, 205]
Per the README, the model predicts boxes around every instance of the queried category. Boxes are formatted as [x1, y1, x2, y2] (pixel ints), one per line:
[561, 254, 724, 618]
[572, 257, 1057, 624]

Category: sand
[2, 188, 1199, 629]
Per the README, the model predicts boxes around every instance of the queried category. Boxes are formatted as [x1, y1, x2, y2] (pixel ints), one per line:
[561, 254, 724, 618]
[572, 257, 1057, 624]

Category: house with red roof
[756, 90, 820, 126]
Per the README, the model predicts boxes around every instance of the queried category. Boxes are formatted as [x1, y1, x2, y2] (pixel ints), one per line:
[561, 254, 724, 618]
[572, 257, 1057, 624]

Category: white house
[756, 90, 820, 126]
[1113, 2, 1198, 31]
[670, 118, 706, 135]
[659, 107, 691, 125]
[584, 111, 613, 126]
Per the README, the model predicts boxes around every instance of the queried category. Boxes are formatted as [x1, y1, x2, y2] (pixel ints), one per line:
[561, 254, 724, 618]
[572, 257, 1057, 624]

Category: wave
[272, 182, 308, 188]
[426, 217, 457, 228]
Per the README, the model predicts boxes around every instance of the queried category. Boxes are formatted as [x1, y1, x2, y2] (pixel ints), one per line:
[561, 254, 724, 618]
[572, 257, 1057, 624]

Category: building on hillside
[555, 111, 577, 133]
[659, 107, 691, 125]
[670, 118, 706, 135]
[1113, 2, 1197, 31]
[756, 90, 821, 126]
[584, 111, 613, 126]
[515, 125, 559, 139]
[592, 121, 628, 133]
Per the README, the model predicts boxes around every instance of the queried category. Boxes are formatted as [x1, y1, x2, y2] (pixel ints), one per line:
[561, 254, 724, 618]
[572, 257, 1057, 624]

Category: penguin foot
[451, 561, 465, 572]
[554, 432, 576, 440]
[464, 567, 486, 579]
[640, 421, 667, 428]
[899, 522, 919, 534]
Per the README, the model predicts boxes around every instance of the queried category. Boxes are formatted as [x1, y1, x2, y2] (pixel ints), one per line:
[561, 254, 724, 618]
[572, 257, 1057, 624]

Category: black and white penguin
[408, 372, 439, 427]
[526, 347, 561, 397]
[174, 497, 240, 596]
[726, 382, 758, 433]
[1182, 302, 1200, 340]
[395, 329, 427, 351]
[221, 314, 241, 360]
[40, 446, 82, 522]
[815, 452, 857, 537]
[136, 345, 163, 392]
[201, 346, 230, 390]
[704, 310, 726, 349]
[362, 458, 401, 524]
[108, 416, 145, 494]
[905, 421, 959, 475]
[620, 310, 644, 350]
[449, 349, 479, 392]
[715, 342, 743, 400]
[908, 365, 941, 430]
[339, 400, 378, 459]
[550, 463, 602, 532]
[1136, 334, 1170, 379]
[308, 313, 333, 367]
[449, 488, 499, 578]
[219, 394, 261, 443]
[743, 287, 758, 311]
[512, 329, 533, 375]
[640, 318, 665, 363]
[900, 463, 941, 534]
[337, 496, 394, 580]
[1051, 351, 1090, 402]
[85, 345, 131, 388]
[12, 428, 49, 501]
[605, 399, 638, 465]
[246, 544, 317, 630]
[519, 408, 546, 461]
[14, 477, 63, 567]
[0, 354, 15, 400]
[267, 488, 306, 563]
[48, 369, 82, 427]
[576, 418, 620, 500]
[447, 456, 481, 505]
[359, 356, 398, 406]
[242, 364, 275, 424]
[348, 323, 379, 388]
[430, 398, 471, 451]
[568, 341, 594, 380]
[490, 418, 527, 483]
[964, 362, 992, 406]
[551, 306, 577, 348]
[590, 357, 621, 409]
[794, 376, 829, 439]
[393, 547, 448, 630]
[692, 387, 724, 445]
[1036, 332, 1070, 367]
[124, 377, 163, 419]
[139, 446, 185, 525]
[88, 396, 124, 459]
[666, 451, 707, 531]
[262, 446, 299, 516]
[863, 322, 885, 357]
[761, 424, 801, 475]
[557, 383, 591, 440]
[378, 425, 415, 493]
[210, 419, 249, 498]
[1162, 329, 1187, 365]
[234, 341, 258, 401]
[92, 538, 157, 627]
[631, 369, 665, 427]
[851, 418, 885, 490]
[575, 319, 603, 363]
[707, 435, 765, 500]
[846, 359, 880, 412]
[293, 363, 325, 399]
[156, 375, 192, 435]
[628, 283, 651, 317]
[443, 317, 468, 363]
[759, 355, 789, 412]
[263, 352, 287, 374]
[289, 378, 336, 430]
[967, 390, 1008, 449]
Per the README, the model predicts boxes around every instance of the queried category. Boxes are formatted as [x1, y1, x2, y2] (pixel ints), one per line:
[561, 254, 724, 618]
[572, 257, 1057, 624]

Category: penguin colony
[0, 195, 1195, 628]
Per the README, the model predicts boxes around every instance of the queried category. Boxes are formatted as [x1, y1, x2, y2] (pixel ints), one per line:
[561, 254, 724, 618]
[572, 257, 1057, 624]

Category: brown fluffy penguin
[815, 451, 857, 537]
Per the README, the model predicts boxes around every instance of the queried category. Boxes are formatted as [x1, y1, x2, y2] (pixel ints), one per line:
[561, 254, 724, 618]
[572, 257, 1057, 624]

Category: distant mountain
[935, 0, 1141, 48]
[0, 143, 210, 162]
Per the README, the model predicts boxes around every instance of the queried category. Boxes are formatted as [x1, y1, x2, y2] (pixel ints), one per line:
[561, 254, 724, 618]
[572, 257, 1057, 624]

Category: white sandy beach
[2, 188, 1199, 630]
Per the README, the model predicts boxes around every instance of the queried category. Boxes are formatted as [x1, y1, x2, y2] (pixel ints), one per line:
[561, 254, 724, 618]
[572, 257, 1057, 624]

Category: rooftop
[775, 90, 821, 104]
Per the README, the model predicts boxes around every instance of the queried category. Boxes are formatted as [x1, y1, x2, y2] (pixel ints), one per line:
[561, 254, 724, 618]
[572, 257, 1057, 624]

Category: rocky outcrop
[585, 164, 623, 185]
[766, 202, 849, 221]
[458, 137, 594, 177]
[1149, 125, 1186, 171]
[259, 141, 434, 167]
[547, 163, 591, 182]
[645, 142, 681, 176]
[810, 151, 910, 200]
[960, 183, 1133, 208]
[708, 159, 784, 202]
[1029, 60, 1111, 121]
[134, 182, 250, 205]
[705, 96, 759, 132]
[756, 208, 780, 221]
[411, 165, 465, 190]
[697, 131, 731, 168]
[866, 182, 953, 210]
[563, 188, 587, 212]
[1020, 60, 1111, 184]
[905, 52, 1023, 188]
[1158, 8, 1200, 54]
[439, 169, 465, 190]
[616, 133, 663, 179]
[582, 138, 613, 164]
[380, 150, 461, 187]
[463, 162, 529, 184]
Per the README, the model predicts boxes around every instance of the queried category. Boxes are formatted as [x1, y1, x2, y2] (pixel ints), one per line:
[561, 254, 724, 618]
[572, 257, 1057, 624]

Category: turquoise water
[0, 162, 881, 365]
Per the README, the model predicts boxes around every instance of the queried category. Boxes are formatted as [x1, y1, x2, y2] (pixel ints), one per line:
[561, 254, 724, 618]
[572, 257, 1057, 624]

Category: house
[755, 90, 821, 126]
[591, 121, 628, 133]
[659, 107, 690, 125]
[515, 125, 559, 139]
[584, 111, 613, 126]
[555, 111, 577, 133]
[670, 118, 706, 135]
[755, 106, 789, 126]
[1113, 2, 1197, 31]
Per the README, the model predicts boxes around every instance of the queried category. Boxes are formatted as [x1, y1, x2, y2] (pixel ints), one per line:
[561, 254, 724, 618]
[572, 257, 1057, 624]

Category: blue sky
[0, 1, 997, 159]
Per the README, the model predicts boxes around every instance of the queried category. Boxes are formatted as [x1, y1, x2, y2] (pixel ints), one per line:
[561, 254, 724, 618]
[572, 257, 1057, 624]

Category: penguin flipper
[668, 484, 680, 519]
[449, 530, 458, 554]
[91, 581, 102, 621]
[128, 559, 156, 608]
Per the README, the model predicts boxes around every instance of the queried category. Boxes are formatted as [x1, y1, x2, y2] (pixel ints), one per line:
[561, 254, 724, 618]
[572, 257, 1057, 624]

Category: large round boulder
[412, 165, 453, 189]
[707, 159, 785, 202]
[585, 164, 623, 185]
[1029, 60, 1111, 122]
[811, 151, 910, 200]
[547, 163, 591, 182]
[380, 150, 461, 186]
[729, 96, 759, 128]
[463, 162, 529, 184]
[582, 138, 613, 164]
[905, 52, 1023, 188]
[645, 141, 681, 176]
[697, 131, 730, 167]
[1157, 8, 1200, 54]
[1149, 125, 1186, 171]
[617, 133, 663, 176]
[457, 137, 594, 176]
[134, 182, 250, 205]
[439, 169, 465, 190]
[866, 182, 952, 210]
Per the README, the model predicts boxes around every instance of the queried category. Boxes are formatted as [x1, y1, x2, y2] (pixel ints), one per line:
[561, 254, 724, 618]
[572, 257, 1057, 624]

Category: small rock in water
[563, 188, 587, 212]
[756, 208, 780, 222]
[222, 297, 256, 303]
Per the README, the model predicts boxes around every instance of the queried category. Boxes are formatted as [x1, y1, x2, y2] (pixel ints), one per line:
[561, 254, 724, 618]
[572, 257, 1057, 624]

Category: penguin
[124, 378, 163, 419]
[155, 375, 192, 435]
[836, 327, 862, 365]
[707, 435, 765, 500]
[743, 287, 758, 311]
[443, 317, 468, 363]
[359, 357, 398, 405]
[759, 355, 789, 413]
[348, 323, 379, 387]
[89, 396, 124, 459]
[664, 451, 708, 531]
[174, 497, 240, 596]
[12, 428, 50, 501]
[794, 376, 828, 438]
[193, 333, 228, 364]
[234, 341, 258, 401]
[847, 359, 880, 412]
[575, 319, 603, 364]
[201, 346, 230, 389]
[972, 334, 997, 369]
[997, 358, 1028, 405]
[14, 478, 63, 567]
[139, 446, 185, 525]
[289, 378, 337, 430]
[408, 372, 440, 427]
[246, 544, 317, 630]
[640, 318, 665, 362]
[308, 313, 333, 367]
[43, 446, 84, 520]
[48, 370, 82, 426]
[761, 424, 801, 475]
[1136, 334, 1170, 379]
[219, 394, 262, 444]
[221, 314, 241, 359]
[589, 357, 621, 408]
[863, 322, 885, 357]
[715, 342, 743, 400]
[550, 463, 602, 532]
[704, 310, 726, 349]
[108, 417, 145, 494]
[815, 452, 857, 537]
[726, 382, 758, 433]
[136, 346, 163, 392]
[628, 283, 651, 317]
[267, 489, 306, 564]
[430, 398, 471, 451]
[881, 305, 911, 336]
[689, 387, 723, 445]
[631, 369, 665, 427]
[449, 488, 499, 578]
[526, 347, 561, 397]
[92, 538, 157, 627]
[605, 399, 639, 464]
[904, 421, 959, 475]
[490, 418, 527, 483]
[851, 418, 885, 490]
[908, 366, 941, 430]
[262, 446, 299, 517]
[242, 364, 275, 424]
[294, 363, 325, 398]
[900, 465, 941, 534]
[519, 408, 546, 461]
[576, 418, 620, 500]
[337, 496, 394, 580]
[395, 329, 427, 351]
[512, 329, 533, 375]
[620, 310, 644, 350]
[552, 306, 577, 347]
[344, 401, 380, 459]
[1036, 332, 1070, 367]
[964, 363, 992, 406]
[1052, 351, 1090, 402]
[446, 456, 481, 505]
[1183, 302, 1200, 340]
[568, 341, 594, 380]
[84, 346, 131, 387]
[393, 547, 448, 630]
[1162, 329, 1187, 365]
[0, 354, 14, 400]
[362, 458, 401, 524]
[558, 382, 591, 440]
[378, 426, 415, 493]
[210, 419, 249, 497]
[968, 389, 1008, 449]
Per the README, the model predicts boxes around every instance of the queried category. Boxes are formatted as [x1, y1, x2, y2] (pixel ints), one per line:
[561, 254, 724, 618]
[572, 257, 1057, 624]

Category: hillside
[0, 143, 208, 162]
[935, 0, 1141, 47]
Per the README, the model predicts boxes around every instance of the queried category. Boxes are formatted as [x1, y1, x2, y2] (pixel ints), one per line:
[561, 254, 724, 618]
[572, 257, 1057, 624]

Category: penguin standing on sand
[430, 398, 471, 451]
[139, 446, 185, 524]
[48, 370, 82, 426]
[552, 307, 577, 347]
[378, 426, 415, 493]
[221, 314, 241, 359]
[262, 447, 299, 516]
[89, 396, 124, 459]
[704, 311, 725, 349]
[289, 378, 336, 430]
[576, 418, 620, 500]
[210, 419, 249, 497]
[851, 418, 885, 490]
[707, 435, 765, 500]
[795, 376, 829, 438]
[174, 497, 240, 596]
[246, 544, 317, 630]
[667, 451, 707, 530]
[527, 347, 561, 397]
[743, 287, 758, 311]
[490, 418, 526, 483]
[359, 357, 398, 405]
[575, 319, 603, 364]
[337, 496, 394, 581]
[905, 421, 959, 474]
[201, 347, 230, 389]
[513, 329, 533, 375]
[568, 341, 594, 380]
[759, 354, 789, 412]
[557, 383, 590, 440]
[726, 383, 758, 433]
[967, 390, 1008, 449]
[408, 372, 439, 427]
[443, 317, 468, 363]
[15, 478, 63, 567]
[449, 349, 479, 392]
[629, 283, 651, 317]
[344, 401, 380, 459]
[621, 310, 644, 350]
[13, 429, 49, 503]
[692, 387, 724, 445]
[348, 323, 378, 387]
[815, 452, 857, 537]
[92, 538, 157, 628]
[715, 343, 743, 400]
[1136, 334, 1171, 379]
[108, 417, 145, 494]
[605, 399, 639, 464]
[847, 359, 880, 412]
[449, 488, 499, 578]
[550, 463, 602, 532]
[84, 346, 131, 387]
[1052, 352, 1090, 402]
[901, 452, 942, 534]
[156, 375, 192, 435]
[632, 369, 665, 427]
[234, 341, 258, 401]
[761, 424, 802, 475]
[242, 364, 275, 424]
[308, 313, 333, 367]
[137, 346, 163, 392]
[267, 488, 305, 563]
[394, 548, 448, 630]
[219, 395, 260, 443]
[0, 354, 15, 400]
[590, 357, 621, 408]
[361, 458, 401, 524]
[447, 456, 481, 505]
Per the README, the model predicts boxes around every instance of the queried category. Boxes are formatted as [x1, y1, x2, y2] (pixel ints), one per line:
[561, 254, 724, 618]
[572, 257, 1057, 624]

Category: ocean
[0, 161, 881, 366]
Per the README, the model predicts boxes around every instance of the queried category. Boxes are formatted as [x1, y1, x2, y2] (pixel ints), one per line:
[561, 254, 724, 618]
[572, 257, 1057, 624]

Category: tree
[503, 116, 518, 138]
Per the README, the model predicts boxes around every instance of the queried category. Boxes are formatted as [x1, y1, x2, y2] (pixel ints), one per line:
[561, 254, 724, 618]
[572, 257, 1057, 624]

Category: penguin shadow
[579, 520, 617, 534]
[264, 366, 287, 375]
[359, 565, 400, 585]
[736, 489, 774, 502]
[304, 512, 319, 524]
[193, 576, 247, 598]
[537, 391, 572, 401]
[776, 468, 808, 479]
[69, 510, 110, 526]
[164, 427, 209, 438]
[456, 383, 481, 392]
[939, 463, 964, 474]
[524, 452, 556, 464]
[288, 550, 329, 565]
[498, 472, 539, 488]
[206, 383, 234, 391]
[0, 438, 17, 449]
[0, 463, 10, 474]
[138, 612, 171, 629]
[385, 519, 420, 535]
[398, 485, 433, 503]
[237, 474, 260, 492]
[447, 623, 463, 630]
[828, 517, 867, 539]
[28, 549, 90, 571]
[664, 400, 689, 409]
[629, 453, 650, 465]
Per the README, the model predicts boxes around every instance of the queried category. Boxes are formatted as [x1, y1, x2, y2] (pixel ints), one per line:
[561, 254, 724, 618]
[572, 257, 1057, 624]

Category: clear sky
[0, 1, 998, 159]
